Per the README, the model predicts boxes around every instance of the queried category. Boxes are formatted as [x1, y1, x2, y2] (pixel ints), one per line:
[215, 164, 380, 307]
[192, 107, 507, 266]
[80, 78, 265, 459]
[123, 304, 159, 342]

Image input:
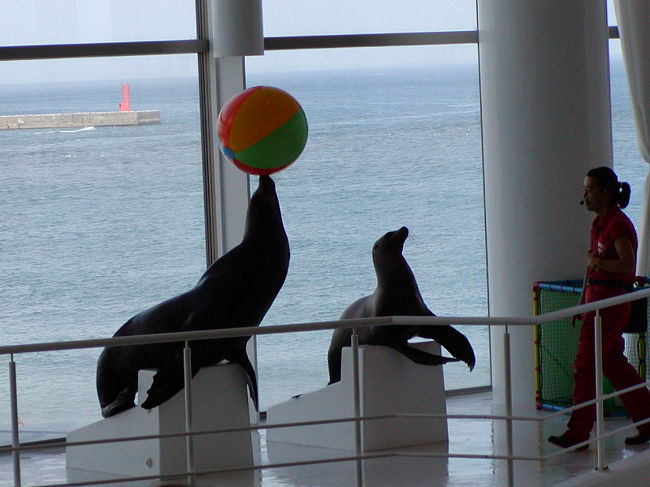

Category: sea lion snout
[249, 176, 279, 208]
[373, 226, 409, 254]
[388, 226, 409, 245]
[247, 176, 280, 220]
[257, 175, 275, 192]
[396, 226, 408, 240]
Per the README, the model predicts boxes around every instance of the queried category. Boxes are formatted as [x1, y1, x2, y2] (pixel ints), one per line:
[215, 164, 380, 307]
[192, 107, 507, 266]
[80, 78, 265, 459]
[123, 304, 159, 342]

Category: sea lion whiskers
[405, 229, 422, 246]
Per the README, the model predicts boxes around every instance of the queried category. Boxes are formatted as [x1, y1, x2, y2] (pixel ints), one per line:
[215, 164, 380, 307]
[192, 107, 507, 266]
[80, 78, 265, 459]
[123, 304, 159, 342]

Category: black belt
[586, 278, 633, 291]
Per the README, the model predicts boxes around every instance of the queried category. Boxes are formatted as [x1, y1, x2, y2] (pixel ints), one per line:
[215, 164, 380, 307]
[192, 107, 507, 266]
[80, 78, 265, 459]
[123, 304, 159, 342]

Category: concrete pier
[0, 110, 160, 130]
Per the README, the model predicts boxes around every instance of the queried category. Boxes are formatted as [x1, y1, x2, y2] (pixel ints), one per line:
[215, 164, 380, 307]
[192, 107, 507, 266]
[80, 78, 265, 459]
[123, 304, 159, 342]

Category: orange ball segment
[217, 86, 308, 175]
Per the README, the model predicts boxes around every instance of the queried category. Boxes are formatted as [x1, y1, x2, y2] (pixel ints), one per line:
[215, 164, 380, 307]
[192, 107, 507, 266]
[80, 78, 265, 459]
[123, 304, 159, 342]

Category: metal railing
[3, 288, 650, 487]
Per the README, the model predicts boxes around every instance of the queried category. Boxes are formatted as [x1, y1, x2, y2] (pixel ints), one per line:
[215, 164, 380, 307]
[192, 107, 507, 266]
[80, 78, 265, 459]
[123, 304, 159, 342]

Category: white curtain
[614, 1, 650, 275]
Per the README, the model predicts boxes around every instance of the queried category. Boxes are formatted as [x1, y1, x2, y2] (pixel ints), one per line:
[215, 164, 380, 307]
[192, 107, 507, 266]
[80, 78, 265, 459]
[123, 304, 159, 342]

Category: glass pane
[607, 0, 622, 59]
[263, 0, 477, 36]
[246, 45, 488, 410]
[0, 1, 196, 46]
[0, 57, 204, 436]
[610, 41, 646, 236]
[1, 54, 197, 85]
[253, 44, 477, 74]
[607, 0, 619, 25]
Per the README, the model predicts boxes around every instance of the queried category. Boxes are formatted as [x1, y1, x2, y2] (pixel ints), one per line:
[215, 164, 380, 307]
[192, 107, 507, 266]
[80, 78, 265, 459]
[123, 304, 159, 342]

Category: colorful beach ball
[217, 86, 308, 175]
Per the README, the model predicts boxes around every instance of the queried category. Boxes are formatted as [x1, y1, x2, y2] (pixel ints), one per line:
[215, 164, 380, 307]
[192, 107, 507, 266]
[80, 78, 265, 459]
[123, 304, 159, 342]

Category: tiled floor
[2, 391, 649, 487]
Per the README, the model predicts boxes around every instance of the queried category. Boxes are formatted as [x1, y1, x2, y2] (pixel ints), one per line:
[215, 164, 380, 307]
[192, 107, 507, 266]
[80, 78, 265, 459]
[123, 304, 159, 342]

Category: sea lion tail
[416, 325, 476, 371]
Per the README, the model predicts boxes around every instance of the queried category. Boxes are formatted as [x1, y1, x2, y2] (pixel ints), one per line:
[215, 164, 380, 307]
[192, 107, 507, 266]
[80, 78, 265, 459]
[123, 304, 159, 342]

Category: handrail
[4, 287, 650, 487]
[3, 287, 650, 356]
[0, 316, 391, 355]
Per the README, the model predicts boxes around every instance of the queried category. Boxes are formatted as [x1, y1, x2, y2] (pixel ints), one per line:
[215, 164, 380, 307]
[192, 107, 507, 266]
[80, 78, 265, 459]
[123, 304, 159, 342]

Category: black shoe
[548, 434, 589, 451]
[625, 432, 650, 445]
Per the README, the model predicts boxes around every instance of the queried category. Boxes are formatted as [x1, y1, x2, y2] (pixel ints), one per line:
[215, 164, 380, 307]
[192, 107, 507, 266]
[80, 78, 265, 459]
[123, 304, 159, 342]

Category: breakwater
[0, 110, 160, 130]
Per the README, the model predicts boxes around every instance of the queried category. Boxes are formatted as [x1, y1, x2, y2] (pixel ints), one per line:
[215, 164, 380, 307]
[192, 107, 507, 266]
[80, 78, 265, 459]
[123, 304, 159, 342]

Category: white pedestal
[66, 364, 254, 478]
[266, 341, 448, 451]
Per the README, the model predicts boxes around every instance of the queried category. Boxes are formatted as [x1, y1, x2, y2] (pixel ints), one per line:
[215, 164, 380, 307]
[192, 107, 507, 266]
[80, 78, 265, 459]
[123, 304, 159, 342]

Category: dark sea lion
[96, 175, 289, 418]
[327, 226, 475, 384]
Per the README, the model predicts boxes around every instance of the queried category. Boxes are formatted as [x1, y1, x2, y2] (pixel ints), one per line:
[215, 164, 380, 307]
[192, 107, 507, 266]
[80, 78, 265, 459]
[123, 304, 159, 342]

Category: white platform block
[66, 364, 254, 478]
[266, 341, 448, 451]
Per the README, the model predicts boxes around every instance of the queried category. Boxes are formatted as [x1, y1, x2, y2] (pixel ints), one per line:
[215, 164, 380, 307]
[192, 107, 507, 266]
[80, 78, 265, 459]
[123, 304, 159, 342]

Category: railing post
[183, 342, 195, 486]
[503, 329, 514, 487]
[594, 309, 606, 471]
[351, 328, 364, 487]
[9, 354, 22, 487]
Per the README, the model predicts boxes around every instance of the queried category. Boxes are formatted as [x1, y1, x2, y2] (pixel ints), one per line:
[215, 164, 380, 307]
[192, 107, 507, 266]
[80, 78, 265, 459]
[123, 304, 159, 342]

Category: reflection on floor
[2, 391, 650, 487]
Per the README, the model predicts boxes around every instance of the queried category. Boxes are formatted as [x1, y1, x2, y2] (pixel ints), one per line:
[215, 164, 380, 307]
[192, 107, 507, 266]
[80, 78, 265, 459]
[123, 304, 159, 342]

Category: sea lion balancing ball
[217, 86, 308, 175]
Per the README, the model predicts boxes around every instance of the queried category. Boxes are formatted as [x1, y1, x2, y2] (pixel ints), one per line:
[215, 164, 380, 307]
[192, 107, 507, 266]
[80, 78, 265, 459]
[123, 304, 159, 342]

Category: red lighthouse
[118, 83, 131, 112]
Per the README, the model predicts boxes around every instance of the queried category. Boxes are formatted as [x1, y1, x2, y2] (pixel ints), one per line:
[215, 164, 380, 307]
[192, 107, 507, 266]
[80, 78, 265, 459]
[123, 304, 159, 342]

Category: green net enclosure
[534, 279, 647, 415]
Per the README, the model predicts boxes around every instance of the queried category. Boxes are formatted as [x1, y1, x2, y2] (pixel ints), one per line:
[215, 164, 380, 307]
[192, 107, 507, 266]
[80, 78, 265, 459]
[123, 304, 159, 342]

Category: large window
[0, 58, 204, 433]
[0, 1, 196, 46]
[607, 0, 646, 251]
[262, 0, 477, 36]
[1, 1, 489, 439]
[610, 54, 645, 224]
[247, 46, 488, 408]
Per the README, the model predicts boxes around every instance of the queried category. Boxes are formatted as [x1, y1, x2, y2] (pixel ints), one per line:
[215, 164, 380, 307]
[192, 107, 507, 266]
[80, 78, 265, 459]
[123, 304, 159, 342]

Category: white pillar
[200, 0, 264, 418]
[202, 0, 264, 260]
[208, 55, 250, 257]
[212, 0, 264, 58]
[477, 1, 612, 405]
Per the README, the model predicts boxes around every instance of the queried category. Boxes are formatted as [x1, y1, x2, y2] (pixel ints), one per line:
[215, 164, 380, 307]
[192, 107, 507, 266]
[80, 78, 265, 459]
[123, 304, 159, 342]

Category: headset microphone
[579, 200, 585, 205]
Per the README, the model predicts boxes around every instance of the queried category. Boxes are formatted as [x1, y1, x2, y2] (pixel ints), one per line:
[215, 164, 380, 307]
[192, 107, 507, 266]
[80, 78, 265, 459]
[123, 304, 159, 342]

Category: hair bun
[618, 181, 631, 208]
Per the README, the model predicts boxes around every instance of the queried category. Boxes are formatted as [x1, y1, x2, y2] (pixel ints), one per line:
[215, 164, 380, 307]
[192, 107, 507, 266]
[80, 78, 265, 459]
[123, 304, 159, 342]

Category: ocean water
[0, 64, 644, 439]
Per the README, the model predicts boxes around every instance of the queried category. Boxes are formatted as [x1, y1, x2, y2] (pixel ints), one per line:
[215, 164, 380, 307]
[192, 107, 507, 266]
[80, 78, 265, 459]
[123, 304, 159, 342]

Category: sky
[0, 0, 623, 85]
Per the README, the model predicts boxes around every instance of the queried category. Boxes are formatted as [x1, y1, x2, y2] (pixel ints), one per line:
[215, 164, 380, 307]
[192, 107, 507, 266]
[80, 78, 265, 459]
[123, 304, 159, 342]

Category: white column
[477, 1, 612, 405]
[200, 0, 265, 418]
[202, 0, 264, 260]
[208, 56, 250, 256]
[212, 0, 264, 58]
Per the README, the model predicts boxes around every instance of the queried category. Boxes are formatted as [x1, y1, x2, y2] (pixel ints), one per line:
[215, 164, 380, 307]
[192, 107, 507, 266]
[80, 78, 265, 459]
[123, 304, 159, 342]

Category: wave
[59, 126, 96, 133]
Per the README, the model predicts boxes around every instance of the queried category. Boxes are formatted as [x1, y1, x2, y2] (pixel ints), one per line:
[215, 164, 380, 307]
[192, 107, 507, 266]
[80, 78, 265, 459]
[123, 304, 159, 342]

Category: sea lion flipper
[230, 352, 259, 410]
[327, 346, 343, 385]
[416, 325, 476, 371]
[141, 349, 191, 410]
[327, 328, 354, 385]
[389, 343, 460, 366]
[100, 385, 138, 418]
